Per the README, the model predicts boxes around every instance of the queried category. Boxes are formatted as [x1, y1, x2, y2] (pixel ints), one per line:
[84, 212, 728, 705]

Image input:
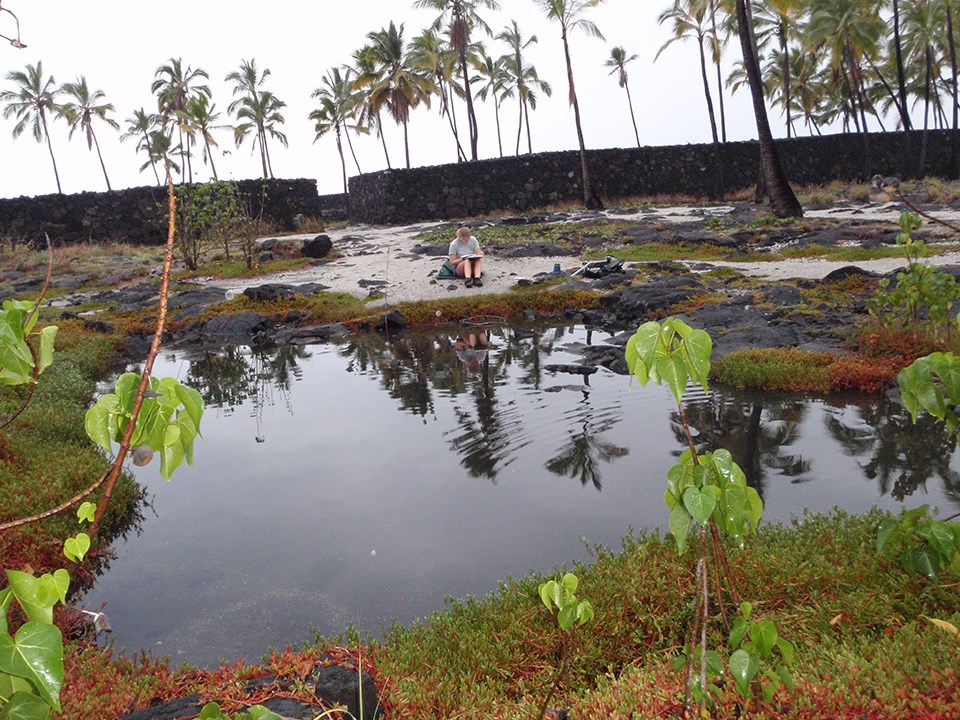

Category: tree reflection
[545, 400, 628, 490]
[824, 397, 960, 506]
[674, 390, 810, 500]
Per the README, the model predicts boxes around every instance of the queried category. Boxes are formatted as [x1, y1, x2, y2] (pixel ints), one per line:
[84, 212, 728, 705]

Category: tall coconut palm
[497, 20, 551, 155]
[310, 67, 368, 219]
[804, 0, 884, 137]
[0, 61, 63, 193]
[900, 0, 947, 172]
[151, 57, 211, 183]
[735, 0, 803, 217]
[657, 0, 721, 144]
[604, 46, 641, 147]
[231, 89, 287, 178]
[749, 0, 803, 138]
[359, 21, 435, 169]
[409, 27, 468, 161]
[350, 46, 393, 170]
[121, 107, 163, 185]
[534, 0, 605, 210]
[58, 76, 119, 191]
[225, 59, 287, 179]
[185, 94, 228, 181]
[414, 0, 501, 161]
[474, 52, 510, 157]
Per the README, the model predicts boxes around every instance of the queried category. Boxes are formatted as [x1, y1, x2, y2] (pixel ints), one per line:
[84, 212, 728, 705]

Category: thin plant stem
[90, 171, 177, 537]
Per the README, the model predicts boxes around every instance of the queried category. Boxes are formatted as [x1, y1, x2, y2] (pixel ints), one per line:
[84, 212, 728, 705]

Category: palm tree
[350, 46, 393, 169]
[225, 59, 287, 179]
[604, 46, 640, 147]
[534, 0, 605, 210]
[735, 0, 802, 217]
[58, 76, 119, 191]
[185, 94, 228, 181]
[750, 0, 804, 139]
[474, 52, 510, 157]
[0, 61, 63, 193]
[120, 108, 163, 185]
[151, 57, 211, 183]
[899, 0, 947, 173]
[656, 0, 721, 145]
[497, 20, 552, 155]
[358, 21, 435, 169]
[414, 0, 501, 161]
[310, 67, 368, 219]
[409, 27, 468, 162]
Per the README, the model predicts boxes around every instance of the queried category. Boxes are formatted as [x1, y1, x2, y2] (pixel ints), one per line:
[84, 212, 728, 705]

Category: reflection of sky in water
[80, 326, 960, 667]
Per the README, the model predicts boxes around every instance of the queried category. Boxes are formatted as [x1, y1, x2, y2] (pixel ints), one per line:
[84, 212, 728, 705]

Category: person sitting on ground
[448, 225, 484, 288]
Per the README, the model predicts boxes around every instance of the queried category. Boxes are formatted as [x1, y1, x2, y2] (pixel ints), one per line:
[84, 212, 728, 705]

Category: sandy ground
[199, 202, 960, 307]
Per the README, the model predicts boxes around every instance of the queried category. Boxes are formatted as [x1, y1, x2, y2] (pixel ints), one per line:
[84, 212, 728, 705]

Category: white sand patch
[199, 202, 960, 304]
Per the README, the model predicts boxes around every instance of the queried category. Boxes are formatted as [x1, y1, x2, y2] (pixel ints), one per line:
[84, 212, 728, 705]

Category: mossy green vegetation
[368, 511, 958, 719]
[0, 322, 142, 573]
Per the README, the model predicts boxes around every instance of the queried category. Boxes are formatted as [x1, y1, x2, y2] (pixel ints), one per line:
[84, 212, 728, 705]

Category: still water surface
[80, 324, 960, 666]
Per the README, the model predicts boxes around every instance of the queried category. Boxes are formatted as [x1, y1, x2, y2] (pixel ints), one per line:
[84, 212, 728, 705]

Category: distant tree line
[1, 0, 957, 216]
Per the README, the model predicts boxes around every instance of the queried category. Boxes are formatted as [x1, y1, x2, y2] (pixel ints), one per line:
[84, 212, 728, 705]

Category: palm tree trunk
[709, 0, 727, 143]
[41, 113, 63, 194]
[459, 51, 479, 161]
[344, 128, 363, 175]
[892, 0, 912, 131]
[494, 101, 503, 158]
[562, 33, 602, 210]
[92, 129, 112, 191]
[524, 99, 534, 154]
[205, 138, 218, 181]
[778, 17, 792, 139]
[735, 0, 802, 218]
[698, 38, 720, 145]
[257, 125, 269, 178]
[403, 118, 411, 169]
[335, 128, 351, 221]
[515, 96, 524, 155]
[919, 46, 933, 176]
[142, 130, 162, 186]
[440, 80, 467, 162]
[948, 4, 959, 178]
[376, 113, 392, 169]
[625, 83, 640, 148]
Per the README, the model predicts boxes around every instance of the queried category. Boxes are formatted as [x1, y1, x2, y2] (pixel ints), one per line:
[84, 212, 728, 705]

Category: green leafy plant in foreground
[536, 572, 594, 720]
[625, 318, 794, 712]
[85, 372, 204, 480]
[891, 351, 960, 578]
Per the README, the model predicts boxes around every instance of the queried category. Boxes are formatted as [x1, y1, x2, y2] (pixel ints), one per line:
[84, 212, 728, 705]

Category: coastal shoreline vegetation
[2, 0, 960, 713]
[1, 182, 959, 718]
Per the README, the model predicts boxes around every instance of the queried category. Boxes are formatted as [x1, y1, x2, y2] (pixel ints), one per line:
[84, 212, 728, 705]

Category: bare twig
[0, 470, 108, 532]
[897, 188, 960, 235]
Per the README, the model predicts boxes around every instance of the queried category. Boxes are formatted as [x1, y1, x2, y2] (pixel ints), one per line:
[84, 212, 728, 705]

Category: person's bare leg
[472, 258, 483, 286]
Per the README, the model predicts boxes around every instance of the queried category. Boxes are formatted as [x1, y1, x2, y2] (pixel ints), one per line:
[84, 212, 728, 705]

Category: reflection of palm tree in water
[674, 390, 810, 501]
[448, 328, 530, 480]
[824, 398, 960, 507]
[545, 399, 628, 490]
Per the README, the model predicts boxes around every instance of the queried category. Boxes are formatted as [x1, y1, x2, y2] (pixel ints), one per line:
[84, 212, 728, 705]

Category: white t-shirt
[449, 236, 480, 259]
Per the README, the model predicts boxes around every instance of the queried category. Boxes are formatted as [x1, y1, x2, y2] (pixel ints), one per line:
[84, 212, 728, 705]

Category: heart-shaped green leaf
[0, 621, 63, 711]
[683, 486, 717, 526]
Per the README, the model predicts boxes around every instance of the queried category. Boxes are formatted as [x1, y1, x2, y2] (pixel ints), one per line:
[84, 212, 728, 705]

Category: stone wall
[0, 178, 323, 246]
[348, 130, 959, 225]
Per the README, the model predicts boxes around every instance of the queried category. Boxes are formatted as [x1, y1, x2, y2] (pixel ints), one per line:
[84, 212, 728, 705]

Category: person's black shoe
[465, 278, 474, 287]
[474, 278, 483, 287]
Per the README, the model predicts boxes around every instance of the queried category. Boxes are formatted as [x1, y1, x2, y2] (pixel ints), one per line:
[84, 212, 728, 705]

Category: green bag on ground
[437, 259, 457, 279]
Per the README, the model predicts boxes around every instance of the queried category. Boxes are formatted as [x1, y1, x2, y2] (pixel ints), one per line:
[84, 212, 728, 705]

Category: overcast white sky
[0, 1, 775, 200]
